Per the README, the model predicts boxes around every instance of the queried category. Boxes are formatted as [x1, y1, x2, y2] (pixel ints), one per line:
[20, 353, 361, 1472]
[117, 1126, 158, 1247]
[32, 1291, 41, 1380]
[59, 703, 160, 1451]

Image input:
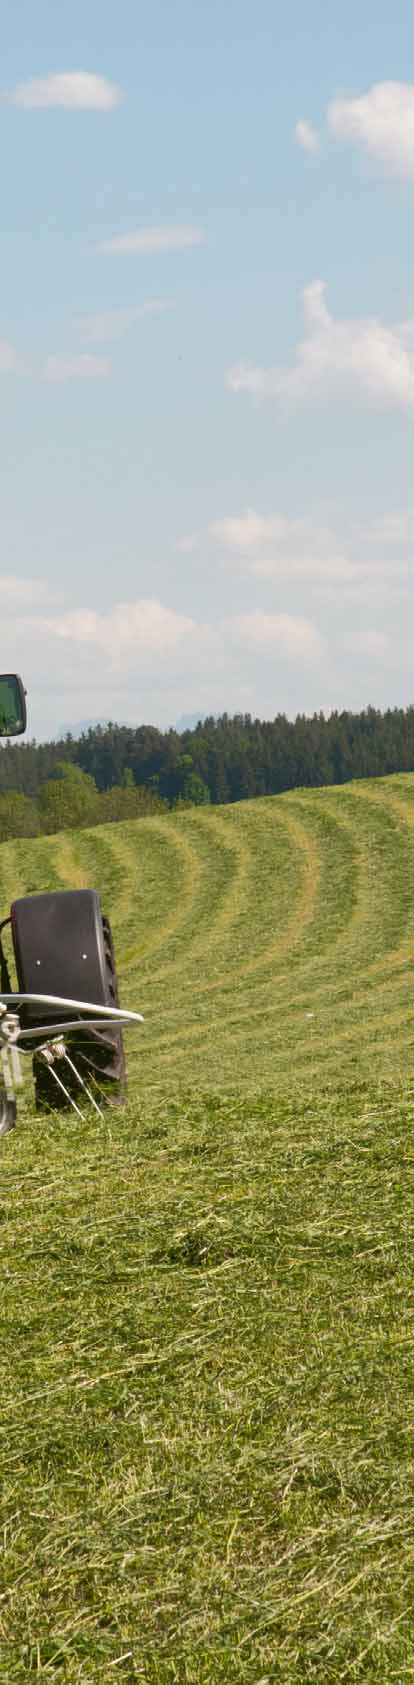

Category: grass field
[2, 776, 414, 1680]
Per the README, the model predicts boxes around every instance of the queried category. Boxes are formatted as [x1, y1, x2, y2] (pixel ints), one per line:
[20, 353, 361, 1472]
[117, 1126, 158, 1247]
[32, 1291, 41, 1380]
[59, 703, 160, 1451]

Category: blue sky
[3, 0, 414, 737]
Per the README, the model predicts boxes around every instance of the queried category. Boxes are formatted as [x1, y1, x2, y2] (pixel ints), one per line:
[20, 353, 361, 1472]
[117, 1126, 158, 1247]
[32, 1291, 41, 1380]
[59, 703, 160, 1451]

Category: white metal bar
[60, 1048, 104, 1119]
[39, 1057, 85, 1119]
[0, 993, 143, 1023]
[16, 1017, 142, 1042]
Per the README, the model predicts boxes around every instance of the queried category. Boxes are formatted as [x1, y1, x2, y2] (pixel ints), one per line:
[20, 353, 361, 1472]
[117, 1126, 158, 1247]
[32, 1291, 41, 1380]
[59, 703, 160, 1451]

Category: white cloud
[175, 532, 200, 555]
[0, 576, 49, 611]
[210, 510, 292, 550]
[328, 81, 414, 175]
[17, 576, 407, 736]
[78, 300, 174, 344]
[12, 509, 414, 737]
[252, 554, 359, 582]
[210, 508, 357, 579]
[36, 598, 196, 657]
[180, 503, 414, 595]
[45, 353, 110, 382]
[210, 505, 319, 552]
[295, 118, 320, 154]
[227, 279, 414, 408]
[8, 71, 123, 111]
[97, 224, 205, 256]
[0, 341, 16, 373]
[367, 511, 414, 548]
[18, 595, 322, 694]
[231, 611, 321, 658]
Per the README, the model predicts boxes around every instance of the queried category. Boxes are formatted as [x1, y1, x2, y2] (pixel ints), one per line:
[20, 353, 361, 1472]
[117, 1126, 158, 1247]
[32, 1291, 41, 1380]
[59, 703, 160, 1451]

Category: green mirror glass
[0, 674, 27, 737]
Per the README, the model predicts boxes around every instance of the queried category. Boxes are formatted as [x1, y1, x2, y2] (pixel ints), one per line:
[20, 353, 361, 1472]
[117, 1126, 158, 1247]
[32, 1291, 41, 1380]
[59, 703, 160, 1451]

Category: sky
[3, 0, 414, 739]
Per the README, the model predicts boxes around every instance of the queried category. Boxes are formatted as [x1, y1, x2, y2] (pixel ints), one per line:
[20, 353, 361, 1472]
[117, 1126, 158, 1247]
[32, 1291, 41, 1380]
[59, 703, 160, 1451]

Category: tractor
[0, 674, 143, 1136]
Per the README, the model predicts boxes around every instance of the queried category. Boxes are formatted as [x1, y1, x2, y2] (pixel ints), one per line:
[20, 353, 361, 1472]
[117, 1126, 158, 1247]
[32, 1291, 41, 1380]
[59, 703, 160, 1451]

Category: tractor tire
[10, 890, 126, 1114]
[33, 911, 126, 1114]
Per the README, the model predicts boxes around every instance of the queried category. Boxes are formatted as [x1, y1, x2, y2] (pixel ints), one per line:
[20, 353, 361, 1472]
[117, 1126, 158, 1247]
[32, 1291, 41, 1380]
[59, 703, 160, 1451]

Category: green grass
[3, 773, 414, 1091]
[2, 777, 414, 1679]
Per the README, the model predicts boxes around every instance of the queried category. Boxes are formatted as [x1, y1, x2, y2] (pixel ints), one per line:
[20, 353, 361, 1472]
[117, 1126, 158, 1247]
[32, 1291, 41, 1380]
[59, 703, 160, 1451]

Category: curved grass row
[4, 780, 414, 1682]
[2, 772, 414, 1093]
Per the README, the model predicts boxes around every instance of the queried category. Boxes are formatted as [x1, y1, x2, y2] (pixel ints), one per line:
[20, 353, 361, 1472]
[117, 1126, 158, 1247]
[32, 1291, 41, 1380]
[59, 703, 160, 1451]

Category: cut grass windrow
[3, 1087, 414, 1680]
[3, 775, 414, 1678]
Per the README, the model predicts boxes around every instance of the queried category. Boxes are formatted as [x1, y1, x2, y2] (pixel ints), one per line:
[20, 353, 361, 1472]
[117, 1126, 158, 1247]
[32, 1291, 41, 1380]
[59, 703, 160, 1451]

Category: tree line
[1, 705, 414, 841]
[0, 762, 167, 843]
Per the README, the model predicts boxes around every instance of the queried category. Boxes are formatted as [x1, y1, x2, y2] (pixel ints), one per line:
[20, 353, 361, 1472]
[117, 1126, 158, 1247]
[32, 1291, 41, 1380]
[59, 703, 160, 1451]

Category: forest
[1, 705, 414, 840]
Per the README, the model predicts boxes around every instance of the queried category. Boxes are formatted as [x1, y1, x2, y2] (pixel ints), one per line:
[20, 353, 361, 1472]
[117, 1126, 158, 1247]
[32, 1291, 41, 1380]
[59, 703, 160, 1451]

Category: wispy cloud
[367, 511, 414, 548]
[180, 503, 414, 596]
[295, 118, 320, 154]
[37, 599, 196, 656]
[230, 612, 321, 657]
[0, 341, 16, 373]
[175, 532, 200, 555]
[78, 300, 174, 344]
[97, 224, 206, 257]
[328, 81, 414, 176]
[45, 353, 111, 382]
[7, 71, 123, 111]
[210, 510, 303, 550]
[227, 280, 414, 408]
[9, 595, 327, 737]
[0, 576, 50, 611]
[23, 594, 322, 675]
[210, 509, 357, 582]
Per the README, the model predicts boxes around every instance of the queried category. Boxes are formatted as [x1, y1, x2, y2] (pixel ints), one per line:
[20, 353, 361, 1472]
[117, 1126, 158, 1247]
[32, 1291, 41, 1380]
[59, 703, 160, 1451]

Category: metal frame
[0, 992, 144, 1128]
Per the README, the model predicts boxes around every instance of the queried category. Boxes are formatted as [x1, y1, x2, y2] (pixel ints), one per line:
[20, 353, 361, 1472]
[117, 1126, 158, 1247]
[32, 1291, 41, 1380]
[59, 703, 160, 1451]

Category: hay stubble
[2, 777, 414, 1679]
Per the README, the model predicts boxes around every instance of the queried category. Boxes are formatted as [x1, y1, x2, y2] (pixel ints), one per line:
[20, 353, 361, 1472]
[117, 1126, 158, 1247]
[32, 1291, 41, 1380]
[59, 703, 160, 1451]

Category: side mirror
[0, 674, 27, 737]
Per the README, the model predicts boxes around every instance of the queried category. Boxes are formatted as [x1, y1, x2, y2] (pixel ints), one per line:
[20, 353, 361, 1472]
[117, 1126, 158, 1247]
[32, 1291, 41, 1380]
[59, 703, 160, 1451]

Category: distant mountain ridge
[55, 718, 130, 740]
[175, 712, 209, 733]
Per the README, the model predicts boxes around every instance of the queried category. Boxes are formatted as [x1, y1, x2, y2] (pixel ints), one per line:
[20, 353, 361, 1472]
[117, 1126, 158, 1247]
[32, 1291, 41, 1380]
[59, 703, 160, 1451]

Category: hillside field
[2, 775, 414, 1680]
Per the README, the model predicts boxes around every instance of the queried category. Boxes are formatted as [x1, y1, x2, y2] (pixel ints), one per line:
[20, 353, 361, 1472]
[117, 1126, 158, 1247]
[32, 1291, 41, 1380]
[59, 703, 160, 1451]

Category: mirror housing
[0, 674, 27, 737]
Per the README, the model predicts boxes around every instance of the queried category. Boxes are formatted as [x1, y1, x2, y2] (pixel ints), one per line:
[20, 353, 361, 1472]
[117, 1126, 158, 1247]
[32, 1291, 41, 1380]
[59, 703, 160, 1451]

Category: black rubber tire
[33, 911, 127, 1114]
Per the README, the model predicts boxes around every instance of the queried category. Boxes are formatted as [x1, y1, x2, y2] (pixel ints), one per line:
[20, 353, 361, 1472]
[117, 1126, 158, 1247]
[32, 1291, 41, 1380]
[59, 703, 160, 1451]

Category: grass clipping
[2, 1083, 414, 1681]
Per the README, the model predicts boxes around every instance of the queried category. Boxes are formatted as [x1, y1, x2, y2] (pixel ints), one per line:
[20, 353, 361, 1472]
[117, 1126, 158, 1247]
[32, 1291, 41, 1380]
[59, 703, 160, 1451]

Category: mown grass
[3, 773, 414, 1091]
[2, 777, 414, 1678]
